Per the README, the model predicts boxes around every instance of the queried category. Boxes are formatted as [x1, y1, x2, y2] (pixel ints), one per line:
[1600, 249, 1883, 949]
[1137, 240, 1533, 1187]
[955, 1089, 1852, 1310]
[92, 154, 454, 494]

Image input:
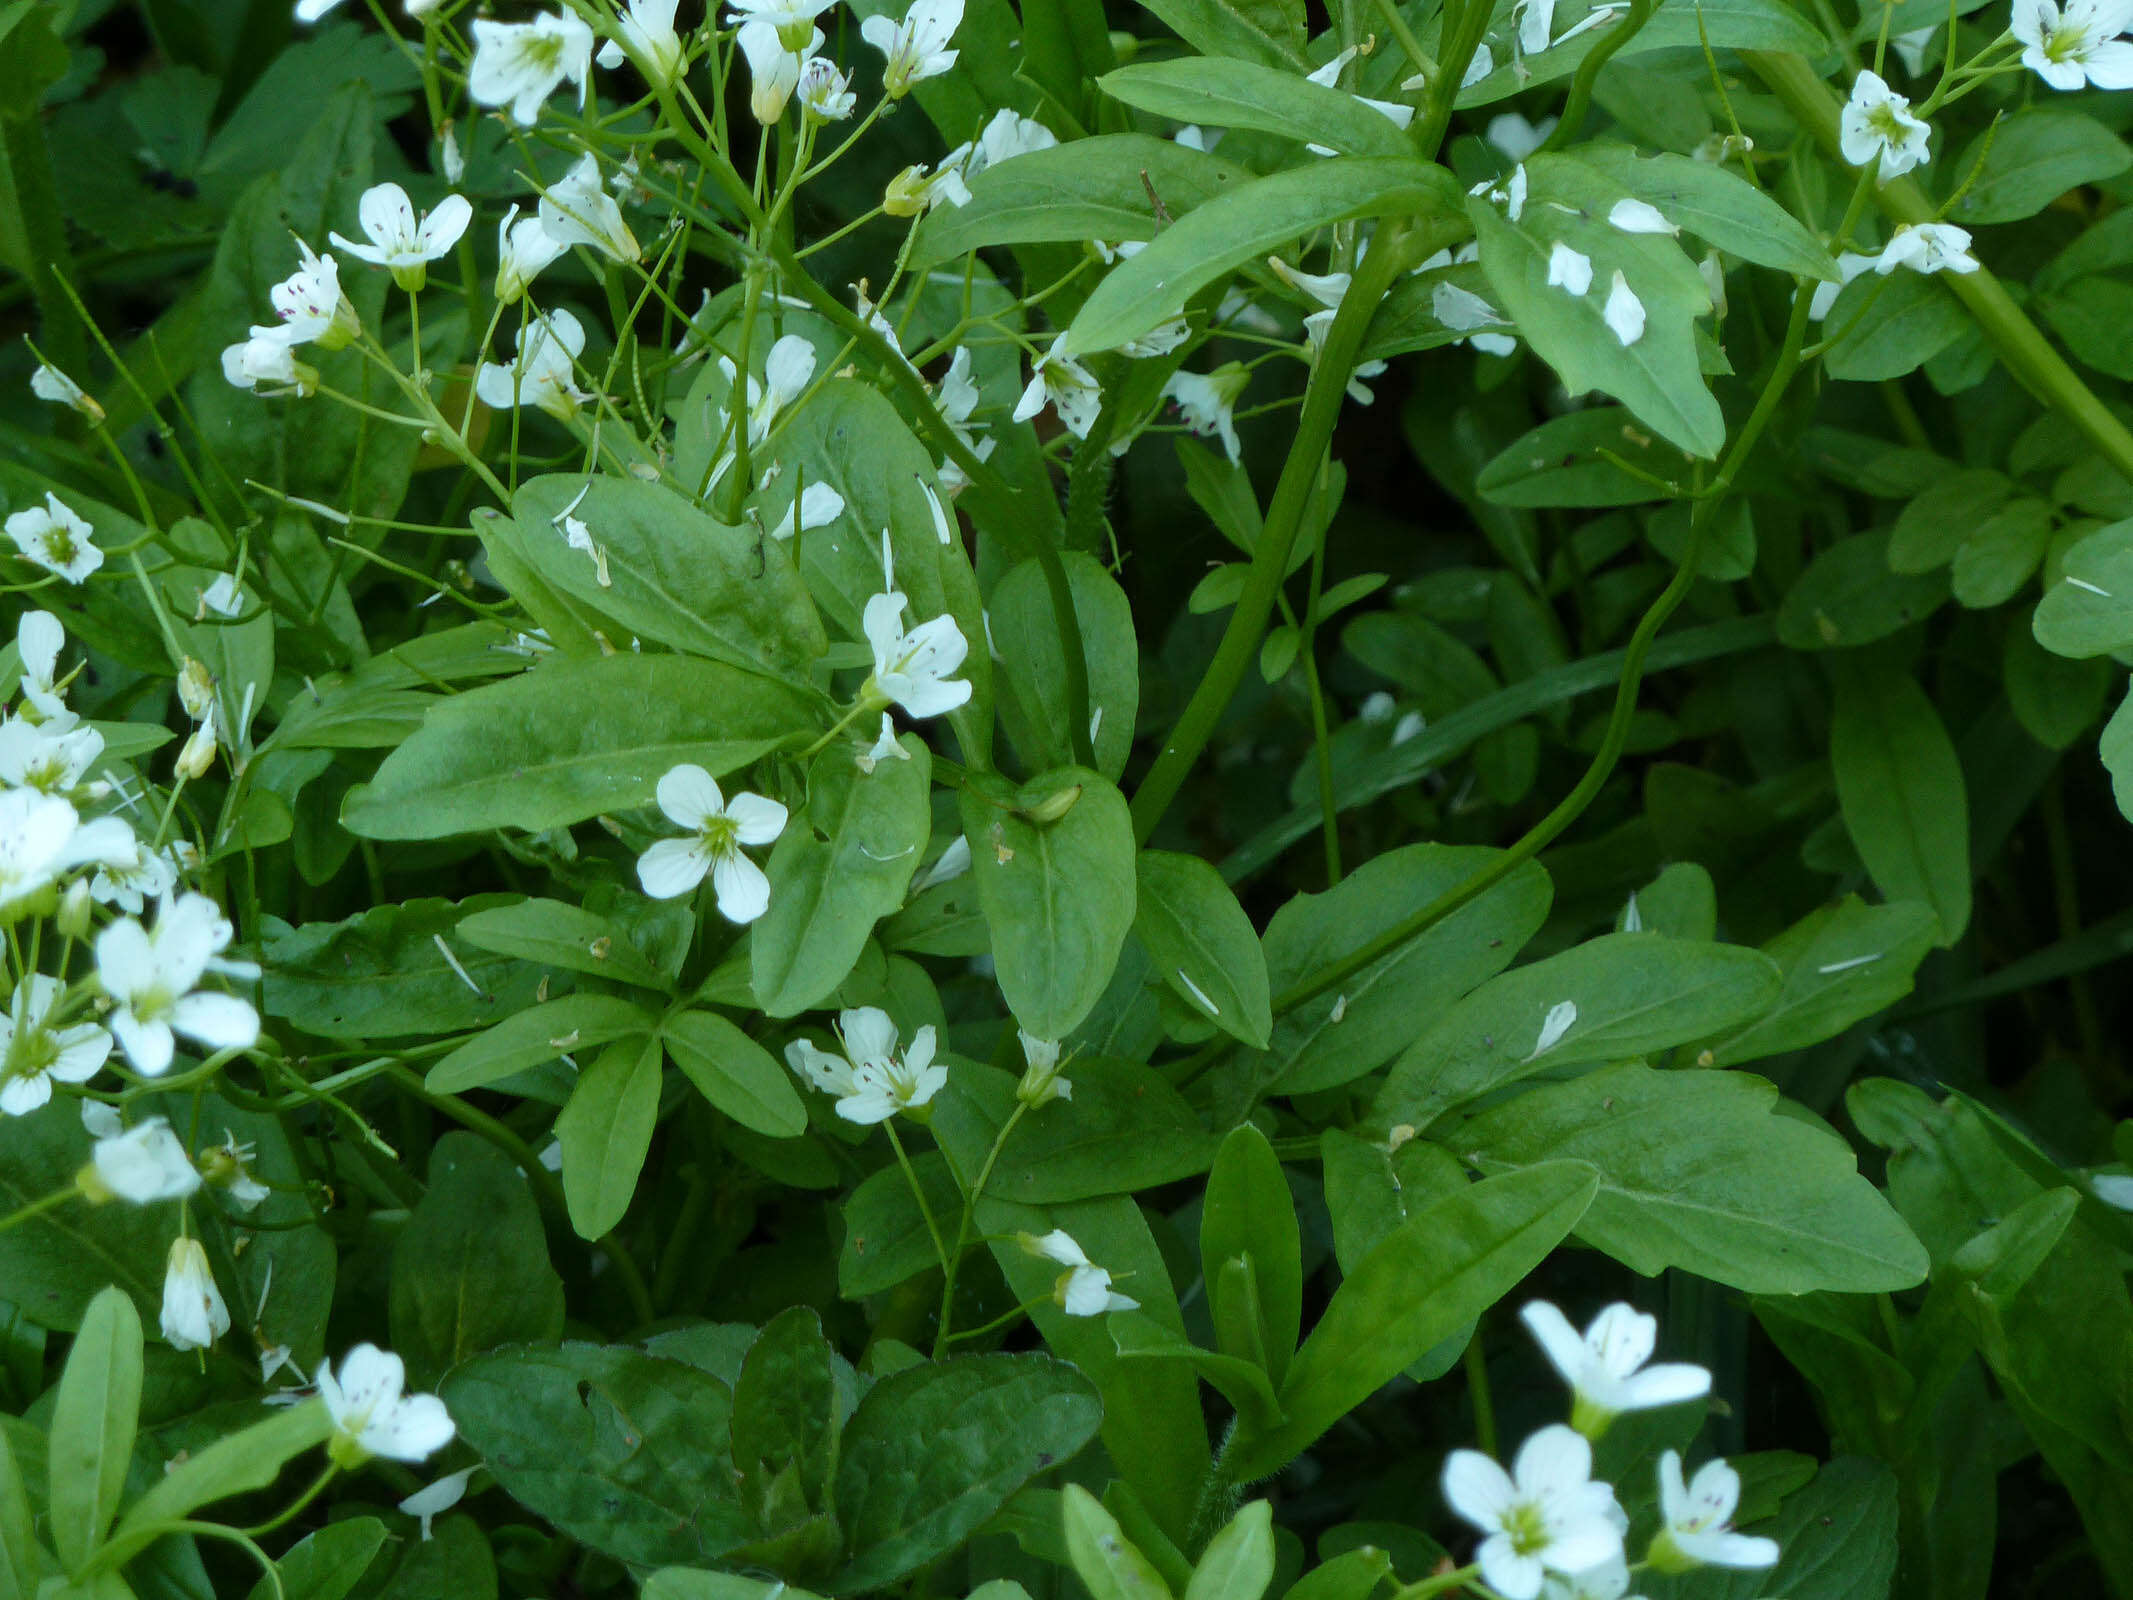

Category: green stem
[0, 1185, 78, 1235]
[934, 1102, 1028, 1357]
[1463, 1329, 1497, 1459]
[1538, 0, 1660, 152]
[236, 1463, 337, 1538]
[885, 1120, 951, 1279]
[1390, 1563, 1482, 1600]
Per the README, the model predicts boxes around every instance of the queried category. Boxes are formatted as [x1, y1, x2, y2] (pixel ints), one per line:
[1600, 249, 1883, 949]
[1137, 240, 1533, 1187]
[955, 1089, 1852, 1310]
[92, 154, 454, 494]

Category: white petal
[637, 837, 711, 898]
[723, 791, 788, 846]
[169, 992, 261, 1052]
[1442, 1449, 1519, 1527]
[710, 850, 771, 924]
[655, 763, 725, 827]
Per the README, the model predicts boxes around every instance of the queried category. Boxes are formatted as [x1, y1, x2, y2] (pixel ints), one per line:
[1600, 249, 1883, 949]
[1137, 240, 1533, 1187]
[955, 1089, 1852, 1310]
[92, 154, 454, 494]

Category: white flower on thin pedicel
[935, 347, 994, 494]
[966, 108, 1059, 175]
[862, 0, 963, 97]
[1015, 1029, 1072, 1106]
[7, 493, 104, 584]
[221, 328, 317, 399]
[329, 182, 473, 293]
[596, 0, 686, 85]
[0, 974, 110, 1117]
[1014, 334, 1101, 437]
[81, 1103, 201, 1203]
[0, 789, 132, 913]
[862, 590, 973, 719]
[1021, 1228, 1138, 1315]
[90, 839, 181, 916]
[495, 205, 568, 305]
[95, 892, 262, 1077]
[1839, 70, 1931, 177]
[1520, 1300, 1712, 1435]
[200, 1130, 273, 1209]
[738, 19, 818, 122]
[799, 54, 858, 120]
[476, 309, 591, 421]
[161, 1236, 231, 1352]
[469, 11, 597, 125]
[1876, 222, 1980, 277]
[0, 715, 104, 795]
[634, 763, 788, 922]
[784, 1006, 947, 1124]
[1547, 242, 1594, 296]
[269, 238, 361, 348]
[1808, 249, 1879, 319]
[31, 362, 103, 422]
[1602, 272, 1645, 345]
[1648, 1452, 1781, 1572]
[318, 1344, 456, 1466]
[399, 1467, 478, 1540]
[883, 159, 971, 216]
[538, 154, 641, 263]
[1442, 1425, 1628, 1600]
[1163, 364, 1249, 464]
[2013, 0, 2133, 88]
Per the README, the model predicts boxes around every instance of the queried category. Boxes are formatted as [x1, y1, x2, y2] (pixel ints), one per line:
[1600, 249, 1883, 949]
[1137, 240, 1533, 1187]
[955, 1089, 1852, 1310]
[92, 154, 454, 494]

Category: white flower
[539, 154, 641, 263]
[634, 763, 787, 921]
[854, 713, 910, 773]
[1602, 272, 1645, 345]
[496, 206, 568, 305]
[1014, 334, 1102, 437]
[1876, 222, 1980, 277]
[1539, 1556, 1639, 1600]
[1486, 112, 1556, 162]
[2013, 0, 2133, 87]
[968, 107, 1058, 173]
[862, 0, 962, 97]
[469, 11, 597, 125]
[268, 239, 360, 348]
[596, 0, 686, 84]
[729, 0, 838, 46]
[14, 610, 69, 720]
[2092, 1172, 2133, 1209]
[160, 1237, 230, 1351]
[1547, 242, 1593, 296]
[0, 789, 131, 913]
[1303, 309, 1391, 402]
[1840, 70, 1931, 177]
[1122, 316, 1191, 359]
[1649, 1453, 1780, 1572]
[399, 1467, 477, 1540]
[738, 18, 817, 120]
[1607, 199, 1676, 235]
[747, 334, 816, 444]
[1442, 1425, 1627, 1600]
[935, 348, 994, 493]
[200, 1131, 272, 1209]
[82, 1104, 200, 1203]
[0, 974, 110, 1116]
[1163, 364, 1248, 464]
[862, 591, 973, 718]
[90, 840, 181, 916]
[1520, 1301, 1711, 1434]
[1015, 1029, 1072, 1106]
[798, 54, 857, 119]
[1021, 1229, 1138, 1315]
[7, 493, 104, 584]
[95, 892, 261, 1077]
[221, 328, 318, 399]
[318, 1345, 456, 1466]
[784, 1006, 947, 1124]
[329, 182, 473, 292]
[1302, 46, 1416, 152]
[1807, 249, 1879, 319]
[476, 309, 591, 421]
[30, 363, 102, 422]
[0, 715, 104, 794]
[884, 159, 971, 215]
[770, 480, 846, 540]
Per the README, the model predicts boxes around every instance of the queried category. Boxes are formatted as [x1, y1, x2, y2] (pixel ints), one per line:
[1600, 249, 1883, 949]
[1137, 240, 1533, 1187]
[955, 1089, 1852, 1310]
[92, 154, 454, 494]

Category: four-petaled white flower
[469, 11, 597, 125]
[1015, 1029, 1072, 1106]
[635, 763, 788, 921]
[0, 789, 132, 914]
[269, 238, 361, 348]
[1521, 1300, 1712, 1435]
[1163, 364, 1249, 464]
[862, 0, 962, 97]
[785, 1005, 948, 1123]
[318, 1345, 457, 1465]
[161, 1236, 231, 1352]
[1547, 242, 1594, 296]
[539, 153, 641, 263]
[1839, 70, 1932, 177]
[476, 309, 592, 421]
[221, 328, 318, 398]
[95, 891, 262, 1077]
[596, 0, 687, 85]
[962, 108, 1059, 176]
[1442, 1425, 1628, 1600]
[799, 54, 858, 119]
[1602, 272, 1645, 346]
[7, 494, 104, 584]
[496, 205, 569, 305]
[0, 716, 102, 796]
[738, 19, 820, 122]
[81, 1103, 201, 1203]
[2014, 0, 2133, 87]
[329, 182, 473, 292]
[1648, 1452, 1781, 1572]
[0, 973, 111, 1116]
[1022, 1228, 1139, 1315]
[1014, 334, 1102, 438]
[1876, 222, 1980, 277]
[862, 590, 973, 719]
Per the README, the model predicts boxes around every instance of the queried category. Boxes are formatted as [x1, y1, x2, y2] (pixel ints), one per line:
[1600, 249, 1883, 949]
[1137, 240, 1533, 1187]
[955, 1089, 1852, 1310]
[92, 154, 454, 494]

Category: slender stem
[1298, 502, 1343, 884]
[942, 1294, 1057, 1345]
[1538, 0, 1660, 152]
[884, 1120, 951, 1279]
[0, 1185, 78, 1235]
[236, 1464, 337, 1538]
[1390, 1563, 1482, 1600]
[1463, 1330, 1498, 1459]
[934, 1102, 1028, 1357]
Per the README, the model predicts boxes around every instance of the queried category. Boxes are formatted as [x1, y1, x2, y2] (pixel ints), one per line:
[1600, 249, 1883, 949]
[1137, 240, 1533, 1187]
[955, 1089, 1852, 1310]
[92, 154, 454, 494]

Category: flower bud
[160, 1236, 231, 1351]
[1017, 784, 1082, 825]
[883, 165, 931, 217]
[175, 722, 219, 781]
[176, 658, 216, 721]
[55, 878, 92, 940]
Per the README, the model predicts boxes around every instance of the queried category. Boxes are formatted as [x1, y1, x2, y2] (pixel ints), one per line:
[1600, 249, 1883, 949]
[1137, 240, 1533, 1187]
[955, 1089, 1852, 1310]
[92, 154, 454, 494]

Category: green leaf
[992, 553, 1138, 780]
[263, 898, 553, 1042]
[1698, 1458, 1897, 1600]
[1704, 897, 1941, 1066]
[556, 1036, 663, 1241]
[1133, 852, 1271, 1049]
[108, 1403, 333, 1560]
[1458, 0, 1826, 103]
[1374, 931, 1781, 1129]
[244, 1518, 388, 1600]
[1947, 110, 2132, 226]
[831, 1354, 1103, 1593]
[663, 1008, 808, 1138]
[1777, 531, 1948, 649]
[1183, 1501, 1274, 1600]
[1951, 499, 2053, 608]
[1200, 1126, 1301, 1391]
[1062, 1484, 1176, 1600]
[455, 897, 679, 990]
[647, 1577, 829, 1600]
[1259, 843, 1552, 1096]
[932, 1060, 1220, 1203]
[0, 1422, 48, 1600]
[752, 737, 933, 1017]
[1477, 408, 1686, 508]
[960, 769, 1137, 1039]
[838, 1151, 960, 1297]
[444, 1343, 750, 1568]
[1888, 469, 2015, 572]
[342, 654, 814, 840]
[1104, 1312, 1283, 1430]
[1230, 1163, 1598, 1479]
[1098, 60, 1412, 157]
[48, 1288, 141, 1571]
[1462, 1063, 1929, 1293]
[1066, 159, 1462, 356]
[1470, 157, 1724, 459]
[0, 1102, 174, 1330]
[425, 995, 657, 1094]
[731, 1307, 841, 1530]
[1831, 662, 1969, 944]
[912, 136, 1250, 267]
[2005, 615, 2112, 749]
[1824, 271, 1970, 382]
[1134, 0, 1307, 67]
[389, 1134, 566, 1387]
[2033, 519, 2133, 657]
[1571, 147, 1838, 279]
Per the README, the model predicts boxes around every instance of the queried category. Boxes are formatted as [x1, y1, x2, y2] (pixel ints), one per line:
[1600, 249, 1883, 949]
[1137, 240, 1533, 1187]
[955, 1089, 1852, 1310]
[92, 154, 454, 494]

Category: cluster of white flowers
[786, 1004, 948, 1123]
[1440, 1301, 1777, 1600]
[1018, 1228, 1138, 1315]
[1809, 222, 1980, 320]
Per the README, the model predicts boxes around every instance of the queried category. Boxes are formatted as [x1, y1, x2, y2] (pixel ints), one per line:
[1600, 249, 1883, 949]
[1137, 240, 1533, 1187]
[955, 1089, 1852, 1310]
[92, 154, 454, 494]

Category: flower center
[696, 814, 740, 858]
[1867, 104, 1909, 141]
[1503, 1499, 1552, 1557]
[2043, 18, 2086, 59]
[43, 527, 77, 565]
